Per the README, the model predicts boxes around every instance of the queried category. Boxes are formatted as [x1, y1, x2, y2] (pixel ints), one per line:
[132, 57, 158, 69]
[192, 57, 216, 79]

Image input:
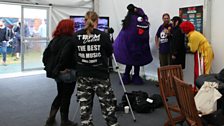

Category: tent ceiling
[0, 0, 93, 7]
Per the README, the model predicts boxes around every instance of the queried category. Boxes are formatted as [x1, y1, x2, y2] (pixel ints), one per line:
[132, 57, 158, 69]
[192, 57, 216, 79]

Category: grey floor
[0, 72, 171, 126]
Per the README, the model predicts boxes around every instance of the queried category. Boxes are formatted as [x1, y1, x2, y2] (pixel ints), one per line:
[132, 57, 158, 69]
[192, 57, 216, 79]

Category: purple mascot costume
[113, 4, 153, 84]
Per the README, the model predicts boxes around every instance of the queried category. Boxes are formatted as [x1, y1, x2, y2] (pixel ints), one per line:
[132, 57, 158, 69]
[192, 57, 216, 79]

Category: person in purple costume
[113, 4, 153, 84]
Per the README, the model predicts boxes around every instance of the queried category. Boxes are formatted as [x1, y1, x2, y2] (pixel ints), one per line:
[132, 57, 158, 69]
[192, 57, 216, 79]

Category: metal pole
[112, 54, 136, 122]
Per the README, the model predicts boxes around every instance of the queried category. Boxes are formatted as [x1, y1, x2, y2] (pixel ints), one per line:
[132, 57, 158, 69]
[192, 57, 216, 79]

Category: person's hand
[60, 69, 70, 74]
[164, 29, 168, 34]
[156, 43, 159, 49]
[171, 55, 176, 59]
[155, 42, 159, 49]
[168, 26, 172, 31]
[185, 45, 191, 52]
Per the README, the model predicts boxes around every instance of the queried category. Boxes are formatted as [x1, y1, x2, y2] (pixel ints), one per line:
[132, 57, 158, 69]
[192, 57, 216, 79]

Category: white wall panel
[211, 0, 224, 73]
[99, 0, 204, 83]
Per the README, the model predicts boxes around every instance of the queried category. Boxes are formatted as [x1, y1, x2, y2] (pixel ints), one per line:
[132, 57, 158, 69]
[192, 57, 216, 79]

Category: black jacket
[42, 35, 76, 78]
[62, 29, 113, 80]
[170, 26, 186, 69]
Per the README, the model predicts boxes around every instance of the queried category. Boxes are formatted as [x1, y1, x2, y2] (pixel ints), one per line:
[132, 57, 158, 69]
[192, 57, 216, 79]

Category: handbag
[57, 69, 76, 83]
[194, 81, 222, 115]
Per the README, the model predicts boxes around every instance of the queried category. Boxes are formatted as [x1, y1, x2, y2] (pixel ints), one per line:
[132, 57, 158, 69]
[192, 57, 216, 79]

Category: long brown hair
[84, 11, 98, 35]
[53, 19, 74, 37]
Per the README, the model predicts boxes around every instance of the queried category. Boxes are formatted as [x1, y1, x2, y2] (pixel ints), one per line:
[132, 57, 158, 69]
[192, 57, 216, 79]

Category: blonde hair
[84, 11, 98, 35]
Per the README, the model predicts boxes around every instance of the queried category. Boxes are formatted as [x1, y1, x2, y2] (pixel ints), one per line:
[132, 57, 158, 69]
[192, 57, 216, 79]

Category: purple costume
[113, 4, 153, 84]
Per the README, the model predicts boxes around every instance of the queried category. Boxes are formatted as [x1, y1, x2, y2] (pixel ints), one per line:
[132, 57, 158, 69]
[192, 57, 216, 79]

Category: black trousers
[51, 81, 76, 117]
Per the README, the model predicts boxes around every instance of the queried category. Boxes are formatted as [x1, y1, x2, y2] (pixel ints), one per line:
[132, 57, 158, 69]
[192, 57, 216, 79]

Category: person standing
[155, 13, 172, 66]
[179, 21, 214, 91]
[62, 11, 119, 126]
[113, 4, 153, 85]
[170, 16, 186, 69]
[42, 19, 77, 126]
[12, 22, 21, 60]
[180, 21, 214, 74]
[0, 19, 10, 65]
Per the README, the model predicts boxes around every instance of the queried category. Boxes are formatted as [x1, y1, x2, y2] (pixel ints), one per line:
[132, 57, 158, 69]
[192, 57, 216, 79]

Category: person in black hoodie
[62, 11, 119, 126]
[42, 19, 77, 126]
[170, 16, 186, 69]
[0, 19, 11, 65]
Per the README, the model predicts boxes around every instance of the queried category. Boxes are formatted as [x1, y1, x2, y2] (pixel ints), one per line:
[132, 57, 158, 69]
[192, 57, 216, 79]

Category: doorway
[0, 3, 49, 74]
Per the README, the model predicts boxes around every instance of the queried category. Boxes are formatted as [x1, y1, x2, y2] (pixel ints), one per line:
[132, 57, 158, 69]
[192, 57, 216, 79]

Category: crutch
[112, 53, 136, 122]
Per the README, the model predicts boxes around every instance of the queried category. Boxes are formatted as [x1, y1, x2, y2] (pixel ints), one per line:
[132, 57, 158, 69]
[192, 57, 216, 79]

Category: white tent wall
[98, 0, 204, 83]
[50, 6, 91, 38]
[49, 1, 93, 38]
[211, 0, 224, 73]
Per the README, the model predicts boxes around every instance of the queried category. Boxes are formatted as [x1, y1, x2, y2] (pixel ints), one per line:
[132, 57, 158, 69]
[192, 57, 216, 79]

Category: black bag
[202, 109, 224, 126]
[56, 69, 76, 83]
[149, 94, 163, 108]
[121, 91, 154, 113]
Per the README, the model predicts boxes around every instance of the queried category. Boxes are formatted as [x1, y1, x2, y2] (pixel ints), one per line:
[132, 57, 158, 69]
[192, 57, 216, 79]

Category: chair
[157, 65, 185, 126]
[173, 76, 203, 126]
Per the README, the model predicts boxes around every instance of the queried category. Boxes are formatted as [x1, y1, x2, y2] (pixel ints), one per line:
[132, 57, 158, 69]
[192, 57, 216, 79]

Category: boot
[61, 120, 77, 126]
[132, 66, 143, 85]
[122, 65, 132, 84]
[132, 74, 143, 85]
[122, 74, 131, 84]
[45, 107, 59, 126]
[60, 112, 77, 126]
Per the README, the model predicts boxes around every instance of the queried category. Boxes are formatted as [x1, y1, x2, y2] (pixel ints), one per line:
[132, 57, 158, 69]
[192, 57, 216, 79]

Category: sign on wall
[179, 5, 203, 33]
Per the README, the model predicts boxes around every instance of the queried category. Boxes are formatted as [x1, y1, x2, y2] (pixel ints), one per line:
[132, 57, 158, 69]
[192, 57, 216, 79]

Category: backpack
[121, 91, 155, 113]
[149, 94, 163, 108]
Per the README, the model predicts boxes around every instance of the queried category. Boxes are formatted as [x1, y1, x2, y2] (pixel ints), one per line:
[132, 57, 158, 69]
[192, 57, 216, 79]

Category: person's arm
[42, 41, 52, 66]
[103, 33, 113, 57]
[155, 36, 159, 48]
[187, 32, 201, 53]
[155, 26, 161, 48]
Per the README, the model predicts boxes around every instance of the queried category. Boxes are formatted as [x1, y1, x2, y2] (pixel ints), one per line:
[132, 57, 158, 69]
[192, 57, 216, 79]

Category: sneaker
[2, 62, 7, 66]
[45, 117, 56, 126]
[13, 58, 19, 61]
[61, 120, 78, 126]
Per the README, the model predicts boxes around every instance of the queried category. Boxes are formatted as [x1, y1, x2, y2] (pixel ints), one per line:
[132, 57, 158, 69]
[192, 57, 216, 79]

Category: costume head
[122, 4, 150, 35]
[113, 4, 153, 66]
[179, 21, 195, 34]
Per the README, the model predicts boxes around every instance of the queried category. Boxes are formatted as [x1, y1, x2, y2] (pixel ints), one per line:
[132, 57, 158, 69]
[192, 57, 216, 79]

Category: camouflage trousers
[76, 77, 119, 126]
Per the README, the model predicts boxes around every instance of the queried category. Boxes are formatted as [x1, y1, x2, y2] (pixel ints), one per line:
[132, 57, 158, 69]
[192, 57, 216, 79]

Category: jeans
[1, 41, 7, 62]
